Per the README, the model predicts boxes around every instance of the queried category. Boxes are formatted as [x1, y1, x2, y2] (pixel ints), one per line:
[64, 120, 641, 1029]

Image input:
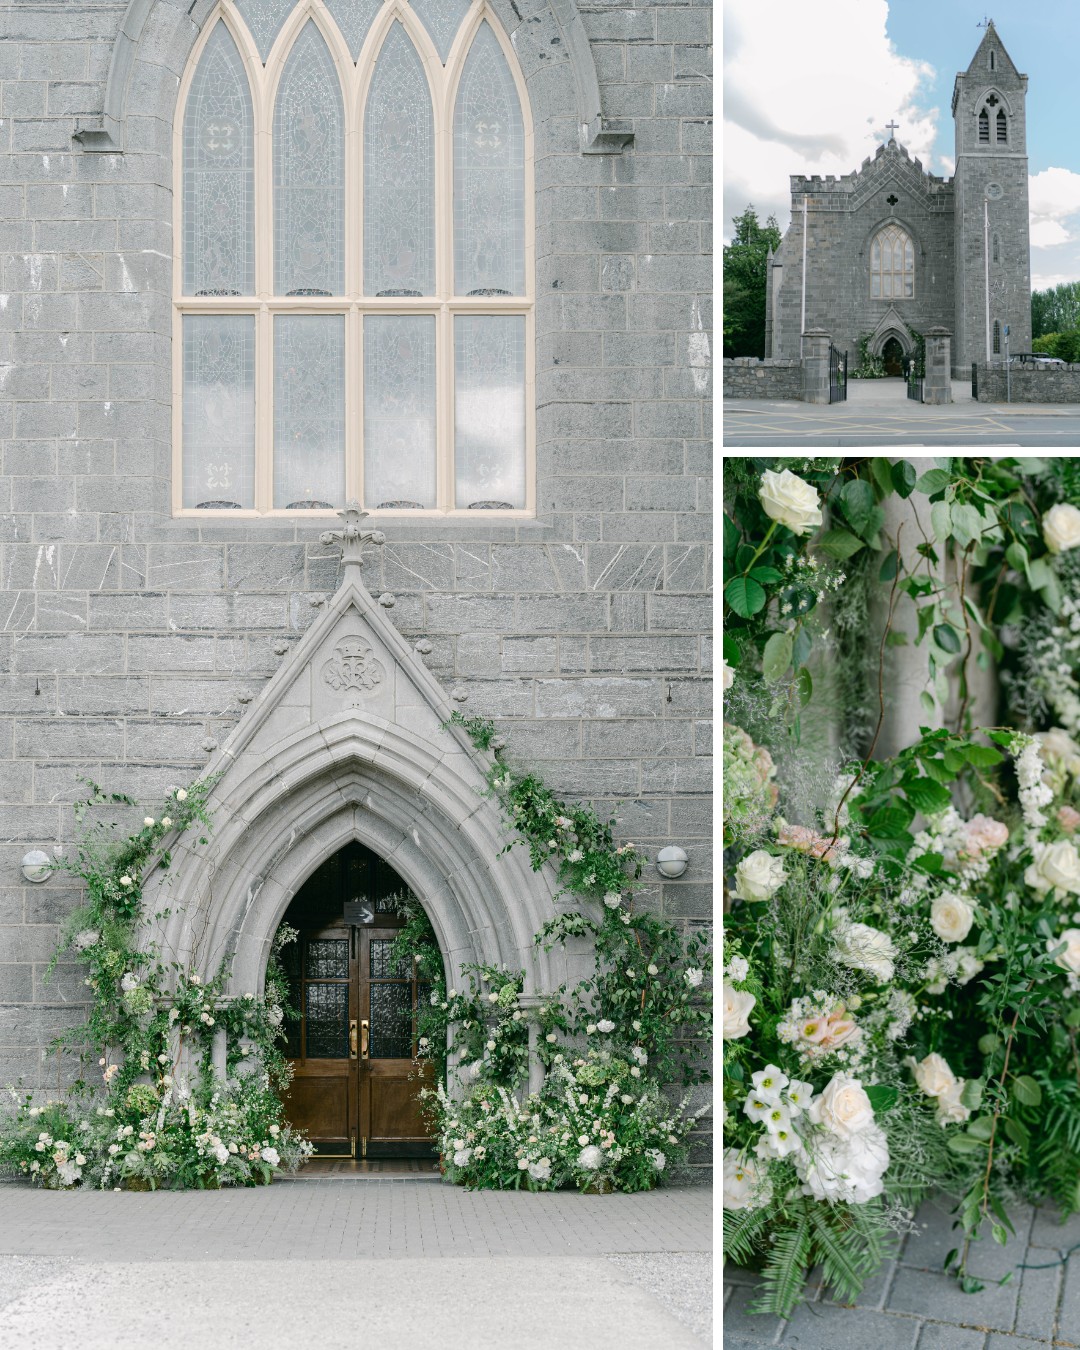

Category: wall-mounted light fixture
[655, 845, 689, 879]
[21, 849, 53, 883]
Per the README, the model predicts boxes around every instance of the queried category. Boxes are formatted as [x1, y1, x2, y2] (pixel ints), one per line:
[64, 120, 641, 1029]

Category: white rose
[603, 892, 621, 909]
[1049, 928, 1080, 975]
[1043, 502, 1080, 555]
[808, 1073, 875, 1138]
[912, 1052, 956, 1098]
[732, 850, 786, 903]
[722, 982, 756, 1040]
[930, 892, 975, 943]
[935, 1079, 971, 1126]
[175, 788, 188, 801]
[1026, 840, 1080, 897]
[796, 1122, 888, 1205]
[832, 920, 896, 983]
[758, 468, 823, 537]
[722, 1149, 772, 1211]
[722, 657, 734, 691]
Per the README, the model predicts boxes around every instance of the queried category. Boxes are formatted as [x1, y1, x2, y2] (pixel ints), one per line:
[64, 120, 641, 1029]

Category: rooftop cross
[319, 501, 385, 573]
[885, 120, 899, 140]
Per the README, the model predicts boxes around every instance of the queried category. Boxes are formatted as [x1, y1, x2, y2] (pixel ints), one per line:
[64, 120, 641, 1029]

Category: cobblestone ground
[724, 1193, 1080, 1349]
[0, 1177, 713, 1350]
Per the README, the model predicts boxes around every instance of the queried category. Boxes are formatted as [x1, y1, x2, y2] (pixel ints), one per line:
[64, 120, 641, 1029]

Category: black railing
[829, 345, 848, 403]
[907, 373, 924, 401]
[971, 362, 979, 399]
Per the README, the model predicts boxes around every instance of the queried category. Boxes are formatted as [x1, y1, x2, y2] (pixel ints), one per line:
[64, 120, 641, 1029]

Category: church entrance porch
[278, 843, 436, 1159]
[882, 336, 906, 377]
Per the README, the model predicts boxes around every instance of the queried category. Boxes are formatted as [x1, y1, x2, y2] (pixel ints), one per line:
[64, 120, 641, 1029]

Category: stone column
[211, 1026, 228, 1081]
[923, 327, 953, 404]
[801, 328, 831, 404]
[518, 994, 547, 1095]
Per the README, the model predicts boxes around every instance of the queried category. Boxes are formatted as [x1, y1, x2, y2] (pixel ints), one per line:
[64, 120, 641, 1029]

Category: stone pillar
[923, 327, 953, 404]
[211, 1026, 228, 1081]
[801, 328, 831, 404]
[518, 994, 547, 1095]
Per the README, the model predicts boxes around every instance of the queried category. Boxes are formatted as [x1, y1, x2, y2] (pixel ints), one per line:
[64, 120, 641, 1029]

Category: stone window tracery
[870, 225, 914, 300]
[175, 5, 533, 516]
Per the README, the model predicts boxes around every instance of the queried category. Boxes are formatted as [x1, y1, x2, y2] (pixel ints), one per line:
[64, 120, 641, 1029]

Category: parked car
[1009, 352, 1067, 368]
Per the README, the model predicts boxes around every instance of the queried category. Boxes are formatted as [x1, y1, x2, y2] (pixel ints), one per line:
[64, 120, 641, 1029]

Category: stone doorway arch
[140, 510, 576, 1025]
[881, 335, 905, 376]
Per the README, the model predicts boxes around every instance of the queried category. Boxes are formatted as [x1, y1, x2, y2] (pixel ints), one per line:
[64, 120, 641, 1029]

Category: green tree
[1031, 280, 1080, 338]
[723, 204, 782, 359]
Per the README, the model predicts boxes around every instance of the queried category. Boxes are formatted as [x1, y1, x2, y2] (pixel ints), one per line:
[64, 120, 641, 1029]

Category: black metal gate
[828, 346, 847, 403]
[907, 370, 924, 402]
[971, 362, 979, 399]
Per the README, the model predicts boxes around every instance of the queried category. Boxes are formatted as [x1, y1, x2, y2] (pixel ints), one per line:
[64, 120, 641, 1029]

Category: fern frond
[809, 1205, 877, 1305]
[722, 1204, 771, 1267]
[752, 1200, 812, 1318]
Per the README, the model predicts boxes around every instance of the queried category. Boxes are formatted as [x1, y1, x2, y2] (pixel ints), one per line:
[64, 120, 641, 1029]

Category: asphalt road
[723, 400, 1080, 447]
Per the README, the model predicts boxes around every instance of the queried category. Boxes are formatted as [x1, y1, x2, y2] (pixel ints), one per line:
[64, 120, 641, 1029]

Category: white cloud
[723, 0, 941, 242]
[1028, 167, 1080, 246]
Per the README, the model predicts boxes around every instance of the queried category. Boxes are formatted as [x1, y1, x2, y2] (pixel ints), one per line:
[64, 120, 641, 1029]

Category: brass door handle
[349, 1020, 358, 1059]
[361, 1020, 369, 1059]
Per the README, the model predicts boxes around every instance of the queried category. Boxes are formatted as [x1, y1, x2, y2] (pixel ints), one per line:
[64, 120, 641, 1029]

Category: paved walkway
[0, 1178, 713, 1349]
[725, 1193, 1080, 1349]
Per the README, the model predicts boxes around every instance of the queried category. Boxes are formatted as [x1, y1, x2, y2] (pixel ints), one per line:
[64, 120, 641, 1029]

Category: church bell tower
[951, 21, 1031, 375]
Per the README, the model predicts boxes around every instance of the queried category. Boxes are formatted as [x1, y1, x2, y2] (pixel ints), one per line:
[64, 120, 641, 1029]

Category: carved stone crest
[321, 637, 385, 694]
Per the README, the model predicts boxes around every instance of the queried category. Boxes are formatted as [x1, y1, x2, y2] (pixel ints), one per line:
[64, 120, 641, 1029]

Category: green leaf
[1005, 541, 1029, 572]
[1065, 1007, 1080, 1028]
[816, 527, 865, 560]
[931, 500, 952, 543]
[947, 1133, 986, 1155]
[912, 851, 944, 874]
[797, 667, 813, 707]
[1012, 1075, 1042, 1107]
[919, 691, 936, 717]
[885, 631, 909, 647]
[963, 744, 1004, 768]
[792, 626, 812, 669]
[878, 549, 898, 583]
[915, 467, 952, 496]
[950, 502, 984, 548]
[866, 806, 914, 839]
[966, 1114, 994, 1141]
[892, 459, 918, 498]
[1040, 572, 1064, 614]
[959, 1079, 984, 1110]
[1002, 1115, 1030, 1147]
[762, 631, 794, 683]
[724, 576, 766, 618]
[723, 633, 741, 667]
[992, 1224, 1008, 1247]
[933, 623, 962, 654]
[723, 514, 742, 562]
[865, 1084, 898, 1112]
[840, 478, 877, 537]
[749, 565, 783, 585]
[869, 457, 895, 498]
[903, 777, 952, 816]
[1027, 557, 1052, 590]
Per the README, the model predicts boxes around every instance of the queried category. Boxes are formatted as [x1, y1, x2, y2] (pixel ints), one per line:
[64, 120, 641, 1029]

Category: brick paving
[724, 1193, 1080, 1349]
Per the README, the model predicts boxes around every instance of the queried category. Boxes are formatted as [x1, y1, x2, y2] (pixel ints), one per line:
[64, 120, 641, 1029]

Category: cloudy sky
[723, 0, 1080, 291]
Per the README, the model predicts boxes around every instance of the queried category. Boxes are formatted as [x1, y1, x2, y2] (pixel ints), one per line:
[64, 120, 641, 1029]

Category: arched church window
[978, 108, 989, 142]
[175, 6, 533, 516]
[993, 320, 1001, 354]
[989, 50, 995, 71]
[992, 233, 1001, 264]
[996, 109, 1007, 143]
[870, 225, 914, 299]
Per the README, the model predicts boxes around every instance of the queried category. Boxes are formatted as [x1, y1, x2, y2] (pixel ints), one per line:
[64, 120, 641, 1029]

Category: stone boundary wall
[723, 358, 802, 400]
[974, 366, 1080, 403]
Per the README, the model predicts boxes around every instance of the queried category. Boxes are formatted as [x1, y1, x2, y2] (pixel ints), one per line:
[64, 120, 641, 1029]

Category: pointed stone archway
[141, 508, 576, 1012]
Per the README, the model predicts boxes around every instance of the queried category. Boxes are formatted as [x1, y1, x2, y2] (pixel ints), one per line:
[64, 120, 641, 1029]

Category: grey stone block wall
[0, 0, 713, 1102]
[722, 358, 801, 400]
[974, 365, 1080, 402]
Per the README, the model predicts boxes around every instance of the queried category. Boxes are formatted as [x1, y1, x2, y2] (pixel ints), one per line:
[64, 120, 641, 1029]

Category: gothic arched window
[993, 320, 1001, 354]
[176, 5, 533, 516]
[996, 109, 1007, 143]
[870, 225, 914, 299]
[978, 108, 989, 143]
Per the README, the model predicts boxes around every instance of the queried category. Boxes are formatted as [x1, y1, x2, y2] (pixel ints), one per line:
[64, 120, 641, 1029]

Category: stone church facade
[0, 0, 712, 1133]
[767, 21, 1030, 377]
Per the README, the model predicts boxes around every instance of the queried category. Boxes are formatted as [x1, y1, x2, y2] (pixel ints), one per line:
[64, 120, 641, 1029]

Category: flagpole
[984, 195, 991, 363]
[800, 194, 807, 356]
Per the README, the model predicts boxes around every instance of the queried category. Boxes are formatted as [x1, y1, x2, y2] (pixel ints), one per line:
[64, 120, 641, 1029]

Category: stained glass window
[363, 24, 435, 296]
[370, 938, 410, 979]
[235, 0, 294, 61]
[455, 315, 525, 509]
[305, 982, 349, 1057]
[364, 316, 436, 508]
[274, 22, 345, 296]
[178, 3, 532, 516]
[183, 23, 254, 297]
[454, 23, 524, 297]
[274, 315, 346, 508]
[870, 225, 914, 299]
[182, 316, 256, 509]
[325, 0, 382, 61]
[409, 0, 470, 63]
[369, 981, 412, 1058]
[307, 938, 349, 979]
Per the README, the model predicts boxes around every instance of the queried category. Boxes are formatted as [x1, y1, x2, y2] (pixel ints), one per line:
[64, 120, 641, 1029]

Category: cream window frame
[869, 224, 914, 300]
[172, 0, 536, 519]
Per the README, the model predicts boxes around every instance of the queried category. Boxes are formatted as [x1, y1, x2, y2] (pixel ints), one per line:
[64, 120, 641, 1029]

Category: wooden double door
[283, 922, 435, 1158]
